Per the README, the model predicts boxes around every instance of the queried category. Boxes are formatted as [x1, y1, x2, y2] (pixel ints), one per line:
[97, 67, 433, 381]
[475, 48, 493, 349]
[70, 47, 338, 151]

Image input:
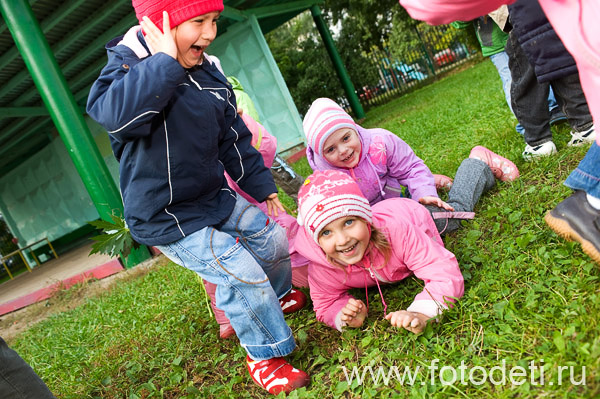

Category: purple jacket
[307, 125, 438, 205]
[294, 198, 464, 331]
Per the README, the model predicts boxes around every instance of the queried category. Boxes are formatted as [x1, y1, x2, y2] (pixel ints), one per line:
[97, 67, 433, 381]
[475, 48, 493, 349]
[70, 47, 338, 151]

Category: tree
[324, 0, 395, 53]
[266, 13, 344, 114]
[266, 1, 477, 113]
[266, 8, 381, 114]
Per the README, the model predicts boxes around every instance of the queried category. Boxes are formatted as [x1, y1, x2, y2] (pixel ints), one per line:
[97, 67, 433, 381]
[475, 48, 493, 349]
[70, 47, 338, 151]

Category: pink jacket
[399, 0, 599, 145]
[294, 198, 464, 331]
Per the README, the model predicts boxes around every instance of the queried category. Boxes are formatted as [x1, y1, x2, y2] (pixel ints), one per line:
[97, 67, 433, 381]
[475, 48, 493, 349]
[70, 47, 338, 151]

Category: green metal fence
[346, 23, 479, 112]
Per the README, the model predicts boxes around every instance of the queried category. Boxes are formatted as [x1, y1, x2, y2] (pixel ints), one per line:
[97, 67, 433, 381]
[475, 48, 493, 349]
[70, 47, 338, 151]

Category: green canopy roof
[0, 0, 319, 175]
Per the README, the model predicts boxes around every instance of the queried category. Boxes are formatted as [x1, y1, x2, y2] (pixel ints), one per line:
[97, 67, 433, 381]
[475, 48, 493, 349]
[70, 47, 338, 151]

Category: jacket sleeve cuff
[406, 299, 447, 318]
[334, 310, 348, 332]
[411, 187, 439, 202]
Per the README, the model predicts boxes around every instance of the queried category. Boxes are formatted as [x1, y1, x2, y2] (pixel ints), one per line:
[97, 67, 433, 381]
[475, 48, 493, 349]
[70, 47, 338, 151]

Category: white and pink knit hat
[302, 98, 357, 157]
[297, 170, 372, 243]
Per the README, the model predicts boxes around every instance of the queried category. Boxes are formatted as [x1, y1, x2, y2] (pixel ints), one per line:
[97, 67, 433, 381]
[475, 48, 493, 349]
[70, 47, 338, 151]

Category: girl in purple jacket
[295, 170, 463, 333]
[303, 98, 520, 234]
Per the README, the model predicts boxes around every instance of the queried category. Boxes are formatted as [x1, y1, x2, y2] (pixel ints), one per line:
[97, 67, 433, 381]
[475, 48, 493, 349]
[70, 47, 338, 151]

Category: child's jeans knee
[155, 196, 296, 359]
[224, 196, 292, 297]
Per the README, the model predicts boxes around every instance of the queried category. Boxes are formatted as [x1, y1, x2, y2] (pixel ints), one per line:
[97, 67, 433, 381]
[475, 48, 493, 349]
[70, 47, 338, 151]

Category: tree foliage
[266, 0, 477, 113]
[325, 0, 396, 53]
[266, 6, 383, 114]
[88, 214, 140, 258]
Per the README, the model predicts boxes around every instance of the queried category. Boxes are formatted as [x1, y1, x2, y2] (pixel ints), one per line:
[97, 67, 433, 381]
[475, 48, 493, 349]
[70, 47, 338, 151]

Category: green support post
[414, 25, 436, 76]
[0, 0, 150, 268]
[310, 5, 365, 120]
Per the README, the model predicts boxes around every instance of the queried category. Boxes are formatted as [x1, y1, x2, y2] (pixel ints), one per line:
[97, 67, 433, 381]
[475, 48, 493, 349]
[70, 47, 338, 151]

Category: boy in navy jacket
[86, 0, 309, 394]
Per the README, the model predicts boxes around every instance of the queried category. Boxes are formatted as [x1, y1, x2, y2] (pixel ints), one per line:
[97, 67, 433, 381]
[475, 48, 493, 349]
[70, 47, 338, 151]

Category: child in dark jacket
[86, 0, 309, 394]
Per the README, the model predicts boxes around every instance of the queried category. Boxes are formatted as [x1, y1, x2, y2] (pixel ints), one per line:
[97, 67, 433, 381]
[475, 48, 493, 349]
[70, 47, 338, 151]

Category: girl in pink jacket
[303, 98, 520, 234]
[295, 169, 463, 333]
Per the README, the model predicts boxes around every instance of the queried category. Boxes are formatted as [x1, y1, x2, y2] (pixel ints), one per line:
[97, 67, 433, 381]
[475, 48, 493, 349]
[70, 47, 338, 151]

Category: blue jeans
[489, 51, 558, 136]
[565, 142, 600, 198]
[157, 195, 296, 360]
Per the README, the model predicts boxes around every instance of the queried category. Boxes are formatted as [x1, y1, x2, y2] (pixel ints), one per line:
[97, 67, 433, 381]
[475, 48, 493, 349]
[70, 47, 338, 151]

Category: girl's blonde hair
[325, 220, 392, 269]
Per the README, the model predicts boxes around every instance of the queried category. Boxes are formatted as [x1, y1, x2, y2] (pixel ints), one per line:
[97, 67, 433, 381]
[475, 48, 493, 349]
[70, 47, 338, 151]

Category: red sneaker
[279, 289, 307, 314]
[247, 355, 310, 394]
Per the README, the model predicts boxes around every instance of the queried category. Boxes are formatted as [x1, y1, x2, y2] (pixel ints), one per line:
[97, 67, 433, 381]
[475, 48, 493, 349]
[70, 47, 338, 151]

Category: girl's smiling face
[322, 128, 361, 168]
[173, 11, 220, 68]
[318, 216, 370, 266]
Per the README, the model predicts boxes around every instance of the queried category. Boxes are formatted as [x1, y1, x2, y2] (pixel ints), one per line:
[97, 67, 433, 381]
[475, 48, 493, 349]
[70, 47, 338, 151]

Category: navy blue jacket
[508, 0, 577, 83]
[86, 31, 276, 246]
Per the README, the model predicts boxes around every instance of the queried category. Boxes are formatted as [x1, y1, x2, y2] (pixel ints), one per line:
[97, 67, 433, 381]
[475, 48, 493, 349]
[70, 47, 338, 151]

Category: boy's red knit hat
[297, 170, 372, 244]
[132, 0, 224, 30]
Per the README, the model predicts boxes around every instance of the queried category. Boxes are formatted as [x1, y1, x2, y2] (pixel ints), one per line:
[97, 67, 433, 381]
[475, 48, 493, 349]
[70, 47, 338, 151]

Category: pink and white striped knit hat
[297, 170, 372, 243]
[303, 98, 358, 157]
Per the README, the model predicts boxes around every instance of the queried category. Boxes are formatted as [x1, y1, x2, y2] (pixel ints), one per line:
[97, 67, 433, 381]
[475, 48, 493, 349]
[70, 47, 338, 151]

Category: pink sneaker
[247, 355, 310, 394]
[469, 146, 520, 182]
[433, 174, 453, 191]
[279, 289, 307, 314]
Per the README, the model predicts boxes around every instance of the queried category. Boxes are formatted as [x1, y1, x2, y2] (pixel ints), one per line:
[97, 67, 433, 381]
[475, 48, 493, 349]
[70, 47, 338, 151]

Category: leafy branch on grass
[88, 214, 140, 258]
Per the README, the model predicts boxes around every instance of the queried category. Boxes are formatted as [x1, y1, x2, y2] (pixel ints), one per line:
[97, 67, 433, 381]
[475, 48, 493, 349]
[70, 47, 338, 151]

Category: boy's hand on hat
[265, 193, 284, 217]
[385, 310, 429, 334]
[341, 298, 367, 328]
[418, 196, 454, 211]
[141, 11, 178, 60]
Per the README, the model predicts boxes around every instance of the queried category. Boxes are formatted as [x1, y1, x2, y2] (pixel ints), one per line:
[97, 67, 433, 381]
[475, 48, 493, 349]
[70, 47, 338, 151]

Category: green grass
[8, 60, 600, 398]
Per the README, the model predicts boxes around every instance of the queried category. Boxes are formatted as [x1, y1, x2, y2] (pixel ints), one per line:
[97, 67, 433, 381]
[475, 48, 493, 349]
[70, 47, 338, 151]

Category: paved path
[0, 243, 120, 315]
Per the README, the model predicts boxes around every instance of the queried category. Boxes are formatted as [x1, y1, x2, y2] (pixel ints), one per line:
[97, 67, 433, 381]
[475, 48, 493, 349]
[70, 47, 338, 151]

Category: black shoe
[549, 108, 567, 126]
[545, 190, 600, 264]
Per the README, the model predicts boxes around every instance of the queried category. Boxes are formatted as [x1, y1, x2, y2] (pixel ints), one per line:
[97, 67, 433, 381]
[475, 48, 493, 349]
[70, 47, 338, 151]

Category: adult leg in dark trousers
[0, 337, 55, 398]
[506, 31, 593, 160]
[506, 31, 552, 149]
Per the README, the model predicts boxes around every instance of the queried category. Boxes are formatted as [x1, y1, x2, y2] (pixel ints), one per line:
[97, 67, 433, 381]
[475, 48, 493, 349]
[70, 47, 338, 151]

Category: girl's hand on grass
[385, 310, 430, 334]
[418, 196, 454, 211]
[141, 11, 178, 60]
[265, 193, 284, 217]
[341, 298, 367, 328]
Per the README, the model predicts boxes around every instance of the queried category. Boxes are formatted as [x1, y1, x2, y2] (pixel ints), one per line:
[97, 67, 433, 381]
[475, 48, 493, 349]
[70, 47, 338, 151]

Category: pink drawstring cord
[362, 256, 388, 317]
[349, 167, 357, 180]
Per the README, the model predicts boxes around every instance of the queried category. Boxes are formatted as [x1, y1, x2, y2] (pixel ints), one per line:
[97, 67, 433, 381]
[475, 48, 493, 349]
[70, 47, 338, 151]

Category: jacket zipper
[187, 72, 203, 90]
